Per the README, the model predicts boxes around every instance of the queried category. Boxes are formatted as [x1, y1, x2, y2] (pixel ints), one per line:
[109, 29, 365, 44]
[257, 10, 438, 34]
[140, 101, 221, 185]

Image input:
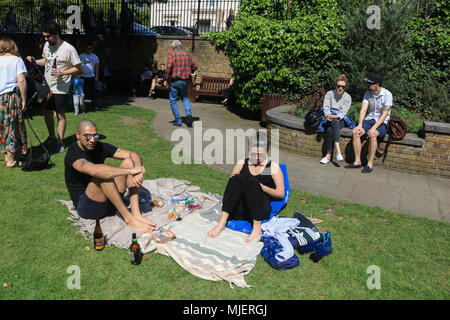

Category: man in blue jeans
[345, 74, 393, 173]
[164, 40, 198, 127]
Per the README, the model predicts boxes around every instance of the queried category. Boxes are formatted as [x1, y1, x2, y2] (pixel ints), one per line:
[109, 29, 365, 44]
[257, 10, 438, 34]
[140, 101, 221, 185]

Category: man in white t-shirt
[345, 74, 393, 173]
[27, 21, 81, 153]
[79, 44, 99, 110]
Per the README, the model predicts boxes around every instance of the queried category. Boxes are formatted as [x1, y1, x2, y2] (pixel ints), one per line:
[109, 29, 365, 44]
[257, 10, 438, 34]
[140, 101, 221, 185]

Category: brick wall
[10, 34, 232, 93]
[153, 38, 233, 84]
[267, 105, 450, 179]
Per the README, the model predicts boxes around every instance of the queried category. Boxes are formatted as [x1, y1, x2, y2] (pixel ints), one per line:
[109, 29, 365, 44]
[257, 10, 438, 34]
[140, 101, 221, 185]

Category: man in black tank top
[207, 132, 285, 243]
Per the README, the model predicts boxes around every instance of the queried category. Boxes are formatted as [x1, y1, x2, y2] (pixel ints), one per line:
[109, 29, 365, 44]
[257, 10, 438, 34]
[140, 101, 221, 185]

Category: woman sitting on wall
[208, 131, 285, 243]
[320, 74, 352, 164]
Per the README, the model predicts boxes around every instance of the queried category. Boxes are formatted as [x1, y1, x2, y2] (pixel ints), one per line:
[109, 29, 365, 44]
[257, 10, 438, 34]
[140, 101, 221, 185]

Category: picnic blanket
[145, 208, 264, 289]
[58, 178, 222, 251]
[59, 178, 263, 288]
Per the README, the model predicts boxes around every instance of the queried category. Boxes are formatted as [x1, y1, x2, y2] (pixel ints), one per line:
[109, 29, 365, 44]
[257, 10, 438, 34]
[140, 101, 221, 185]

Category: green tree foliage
[203, 0, 344, 110]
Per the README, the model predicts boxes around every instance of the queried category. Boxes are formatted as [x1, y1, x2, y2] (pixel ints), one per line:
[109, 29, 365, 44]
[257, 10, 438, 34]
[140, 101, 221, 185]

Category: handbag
[304, 107, 324, 133]
[22, 117, 53, 171]
[382, 115, 407, 163]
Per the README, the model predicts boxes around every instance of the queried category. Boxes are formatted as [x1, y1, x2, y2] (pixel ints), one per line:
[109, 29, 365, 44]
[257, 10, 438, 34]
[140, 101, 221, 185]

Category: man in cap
[345, 73, 393, 173]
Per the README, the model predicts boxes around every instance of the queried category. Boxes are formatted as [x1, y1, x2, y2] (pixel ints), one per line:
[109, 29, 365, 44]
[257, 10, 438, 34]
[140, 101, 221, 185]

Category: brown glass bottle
[129, 233, 142, 265]
[52, 58, 57, 70]
[93, 219, 105, 251]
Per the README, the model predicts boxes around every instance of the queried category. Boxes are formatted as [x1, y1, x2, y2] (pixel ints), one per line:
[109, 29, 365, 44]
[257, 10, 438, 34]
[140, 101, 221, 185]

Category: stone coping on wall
[424, 121, 450, 134]
[266, 104, 425, 147]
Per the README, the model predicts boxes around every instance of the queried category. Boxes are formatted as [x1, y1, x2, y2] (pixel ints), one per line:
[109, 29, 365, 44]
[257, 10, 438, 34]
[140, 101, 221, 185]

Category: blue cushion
[225, 164, 290, 234]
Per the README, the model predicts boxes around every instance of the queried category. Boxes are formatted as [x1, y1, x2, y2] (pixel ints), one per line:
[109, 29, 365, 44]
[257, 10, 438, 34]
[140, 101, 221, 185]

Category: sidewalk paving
[130, 97, 450, 222]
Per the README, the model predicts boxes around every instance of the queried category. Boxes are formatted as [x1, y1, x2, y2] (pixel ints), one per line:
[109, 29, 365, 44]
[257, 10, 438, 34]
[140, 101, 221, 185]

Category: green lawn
[0, 105, 448, 300]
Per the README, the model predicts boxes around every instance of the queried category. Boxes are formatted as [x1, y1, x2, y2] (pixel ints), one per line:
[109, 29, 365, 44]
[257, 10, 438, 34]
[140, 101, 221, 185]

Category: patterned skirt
[0, 88, 27, 155]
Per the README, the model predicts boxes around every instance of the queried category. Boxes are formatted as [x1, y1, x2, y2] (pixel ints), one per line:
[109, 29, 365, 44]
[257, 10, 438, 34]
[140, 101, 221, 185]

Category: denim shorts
[76, 192, 124, 220]
[362, 119, 387, 139]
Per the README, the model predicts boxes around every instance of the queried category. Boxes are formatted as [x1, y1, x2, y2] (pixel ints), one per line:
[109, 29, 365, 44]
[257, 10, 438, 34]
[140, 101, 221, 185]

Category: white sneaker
[320, 157, 330, 164]
[57, 143, 65, 153]
[336, 154, 344, 161]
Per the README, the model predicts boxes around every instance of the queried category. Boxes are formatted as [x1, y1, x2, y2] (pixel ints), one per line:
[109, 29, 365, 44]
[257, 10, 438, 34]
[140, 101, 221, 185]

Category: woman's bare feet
[245, 229, 262, 243]
[246, 221, 262, 243]
[208, 223, 226, 238]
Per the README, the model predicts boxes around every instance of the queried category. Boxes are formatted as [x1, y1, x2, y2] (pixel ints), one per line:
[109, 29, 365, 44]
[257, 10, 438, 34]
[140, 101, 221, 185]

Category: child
[71, 73, 85, 115]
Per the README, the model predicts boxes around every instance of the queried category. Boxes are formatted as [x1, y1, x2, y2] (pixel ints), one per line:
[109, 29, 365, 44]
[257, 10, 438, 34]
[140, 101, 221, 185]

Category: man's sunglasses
[84, 133, 100, 140]
[43, 33, 54, 39]
[336, 85, 346, 89]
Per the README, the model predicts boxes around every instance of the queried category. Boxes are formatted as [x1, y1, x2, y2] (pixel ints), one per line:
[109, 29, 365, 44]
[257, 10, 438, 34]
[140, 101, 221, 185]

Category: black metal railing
[0, 0, 240, 35]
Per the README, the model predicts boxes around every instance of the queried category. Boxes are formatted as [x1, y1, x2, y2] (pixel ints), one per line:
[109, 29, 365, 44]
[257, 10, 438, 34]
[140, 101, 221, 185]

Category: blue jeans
[169, 80, 191, 124]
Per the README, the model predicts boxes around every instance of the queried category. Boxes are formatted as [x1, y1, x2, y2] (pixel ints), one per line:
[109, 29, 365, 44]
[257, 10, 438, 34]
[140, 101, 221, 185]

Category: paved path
[130, 97, 450, 222]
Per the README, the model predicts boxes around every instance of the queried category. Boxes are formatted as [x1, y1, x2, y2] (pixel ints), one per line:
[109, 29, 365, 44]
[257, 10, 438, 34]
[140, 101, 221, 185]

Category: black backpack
[304, 107, 324, 132]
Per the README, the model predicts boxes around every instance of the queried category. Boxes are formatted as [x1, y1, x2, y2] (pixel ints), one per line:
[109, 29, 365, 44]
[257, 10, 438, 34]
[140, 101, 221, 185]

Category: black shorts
[76, 192, 124, 220]
[47, 93, 67, 114]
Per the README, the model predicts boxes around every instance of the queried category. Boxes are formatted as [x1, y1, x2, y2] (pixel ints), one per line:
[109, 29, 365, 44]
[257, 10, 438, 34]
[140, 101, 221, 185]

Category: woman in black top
[208, 132, 285, 243]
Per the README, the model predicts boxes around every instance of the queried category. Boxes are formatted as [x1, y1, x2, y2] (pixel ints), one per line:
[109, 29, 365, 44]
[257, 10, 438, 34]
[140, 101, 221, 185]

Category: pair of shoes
[344, 163, 362, 169]
[320, 157, 330, 164]
[41, 136, 58, 147]
[6, 161, 23, 168]
[186, 115, 193, 128]
[57, 142, 65, 153]
[336, 154, 344, 161]
[361, 165, 373, 173]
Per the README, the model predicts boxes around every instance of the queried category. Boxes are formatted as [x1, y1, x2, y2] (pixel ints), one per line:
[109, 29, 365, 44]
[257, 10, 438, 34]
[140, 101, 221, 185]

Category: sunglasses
[336, 85, 346, 89]
[84, 133, 100, 140]
[43, 33, 54, 39]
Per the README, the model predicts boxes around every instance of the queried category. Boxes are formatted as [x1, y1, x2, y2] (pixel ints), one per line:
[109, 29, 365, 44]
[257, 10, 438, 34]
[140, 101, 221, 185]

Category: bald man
[64, 120, 156, 233]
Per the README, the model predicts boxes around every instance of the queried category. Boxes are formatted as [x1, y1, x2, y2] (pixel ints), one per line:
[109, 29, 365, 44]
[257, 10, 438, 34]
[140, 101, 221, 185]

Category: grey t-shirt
[323, 90, 352, 120]
[43, 40, 81, 94]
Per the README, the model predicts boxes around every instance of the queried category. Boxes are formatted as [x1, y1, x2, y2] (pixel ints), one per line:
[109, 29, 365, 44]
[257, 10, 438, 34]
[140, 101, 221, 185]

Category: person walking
[164, 40, 198, 127]
[0, 37, 27, 168]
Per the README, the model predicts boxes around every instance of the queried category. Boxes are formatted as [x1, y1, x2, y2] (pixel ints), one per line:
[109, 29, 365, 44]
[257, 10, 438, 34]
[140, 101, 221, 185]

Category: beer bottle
[129, 233, 142, 265]
[93, 219, 105, 251]
[52, 58, 57, 70]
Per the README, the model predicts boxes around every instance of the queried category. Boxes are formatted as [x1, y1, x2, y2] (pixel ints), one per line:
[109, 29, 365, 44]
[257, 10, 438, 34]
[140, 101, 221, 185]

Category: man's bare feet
[127, 218, 155, 233]
[135, 214, 156, 228]
[208, 223, 226, 238]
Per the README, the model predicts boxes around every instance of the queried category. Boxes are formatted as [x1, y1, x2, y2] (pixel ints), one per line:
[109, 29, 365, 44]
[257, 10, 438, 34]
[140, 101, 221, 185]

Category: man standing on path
[80, 43, 100, 110]
[164, 40, 197, 127]
[27, 21, 81, 153]
[345, 73, 393, 173]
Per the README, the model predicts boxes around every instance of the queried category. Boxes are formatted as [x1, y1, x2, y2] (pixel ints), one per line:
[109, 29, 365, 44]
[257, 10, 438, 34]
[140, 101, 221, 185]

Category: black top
[240, 158, 276, 189]
[64, 141, 118, 208]
[155, 69, 165, 79]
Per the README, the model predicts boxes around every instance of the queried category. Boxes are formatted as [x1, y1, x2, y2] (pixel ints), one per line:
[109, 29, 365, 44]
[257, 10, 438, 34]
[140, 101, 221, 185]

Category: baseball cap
[363, 73, 383, 86]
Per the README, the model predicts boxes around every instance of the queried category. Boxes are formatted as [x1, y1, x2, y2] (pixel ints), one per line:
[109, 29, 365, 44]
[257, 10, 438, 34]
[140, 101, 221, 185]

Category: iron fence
[0, 0, 240, 35]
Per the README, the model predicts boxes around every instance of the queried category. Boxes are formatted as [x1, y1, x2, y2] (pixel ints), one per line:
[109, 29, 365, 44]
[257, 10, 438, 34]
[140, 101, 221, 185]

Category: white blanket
[59, 178, 221, 252]
[147, 209, 263, 289]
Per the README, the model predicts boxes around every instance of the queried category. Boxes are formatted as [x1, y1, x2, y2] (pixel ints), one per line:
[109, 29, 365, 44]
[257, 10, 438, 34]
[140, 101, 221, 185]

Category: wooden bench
[194, 76, 230, 102]
[154, 80, 195, 102]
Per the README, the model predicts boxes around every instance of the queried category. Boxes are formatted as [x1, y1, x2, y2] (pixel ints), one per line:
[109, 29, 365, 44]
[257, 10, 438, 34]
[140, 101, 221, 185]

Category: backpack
[382, 115, 407, 162]
[304, 107, 324, 133]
